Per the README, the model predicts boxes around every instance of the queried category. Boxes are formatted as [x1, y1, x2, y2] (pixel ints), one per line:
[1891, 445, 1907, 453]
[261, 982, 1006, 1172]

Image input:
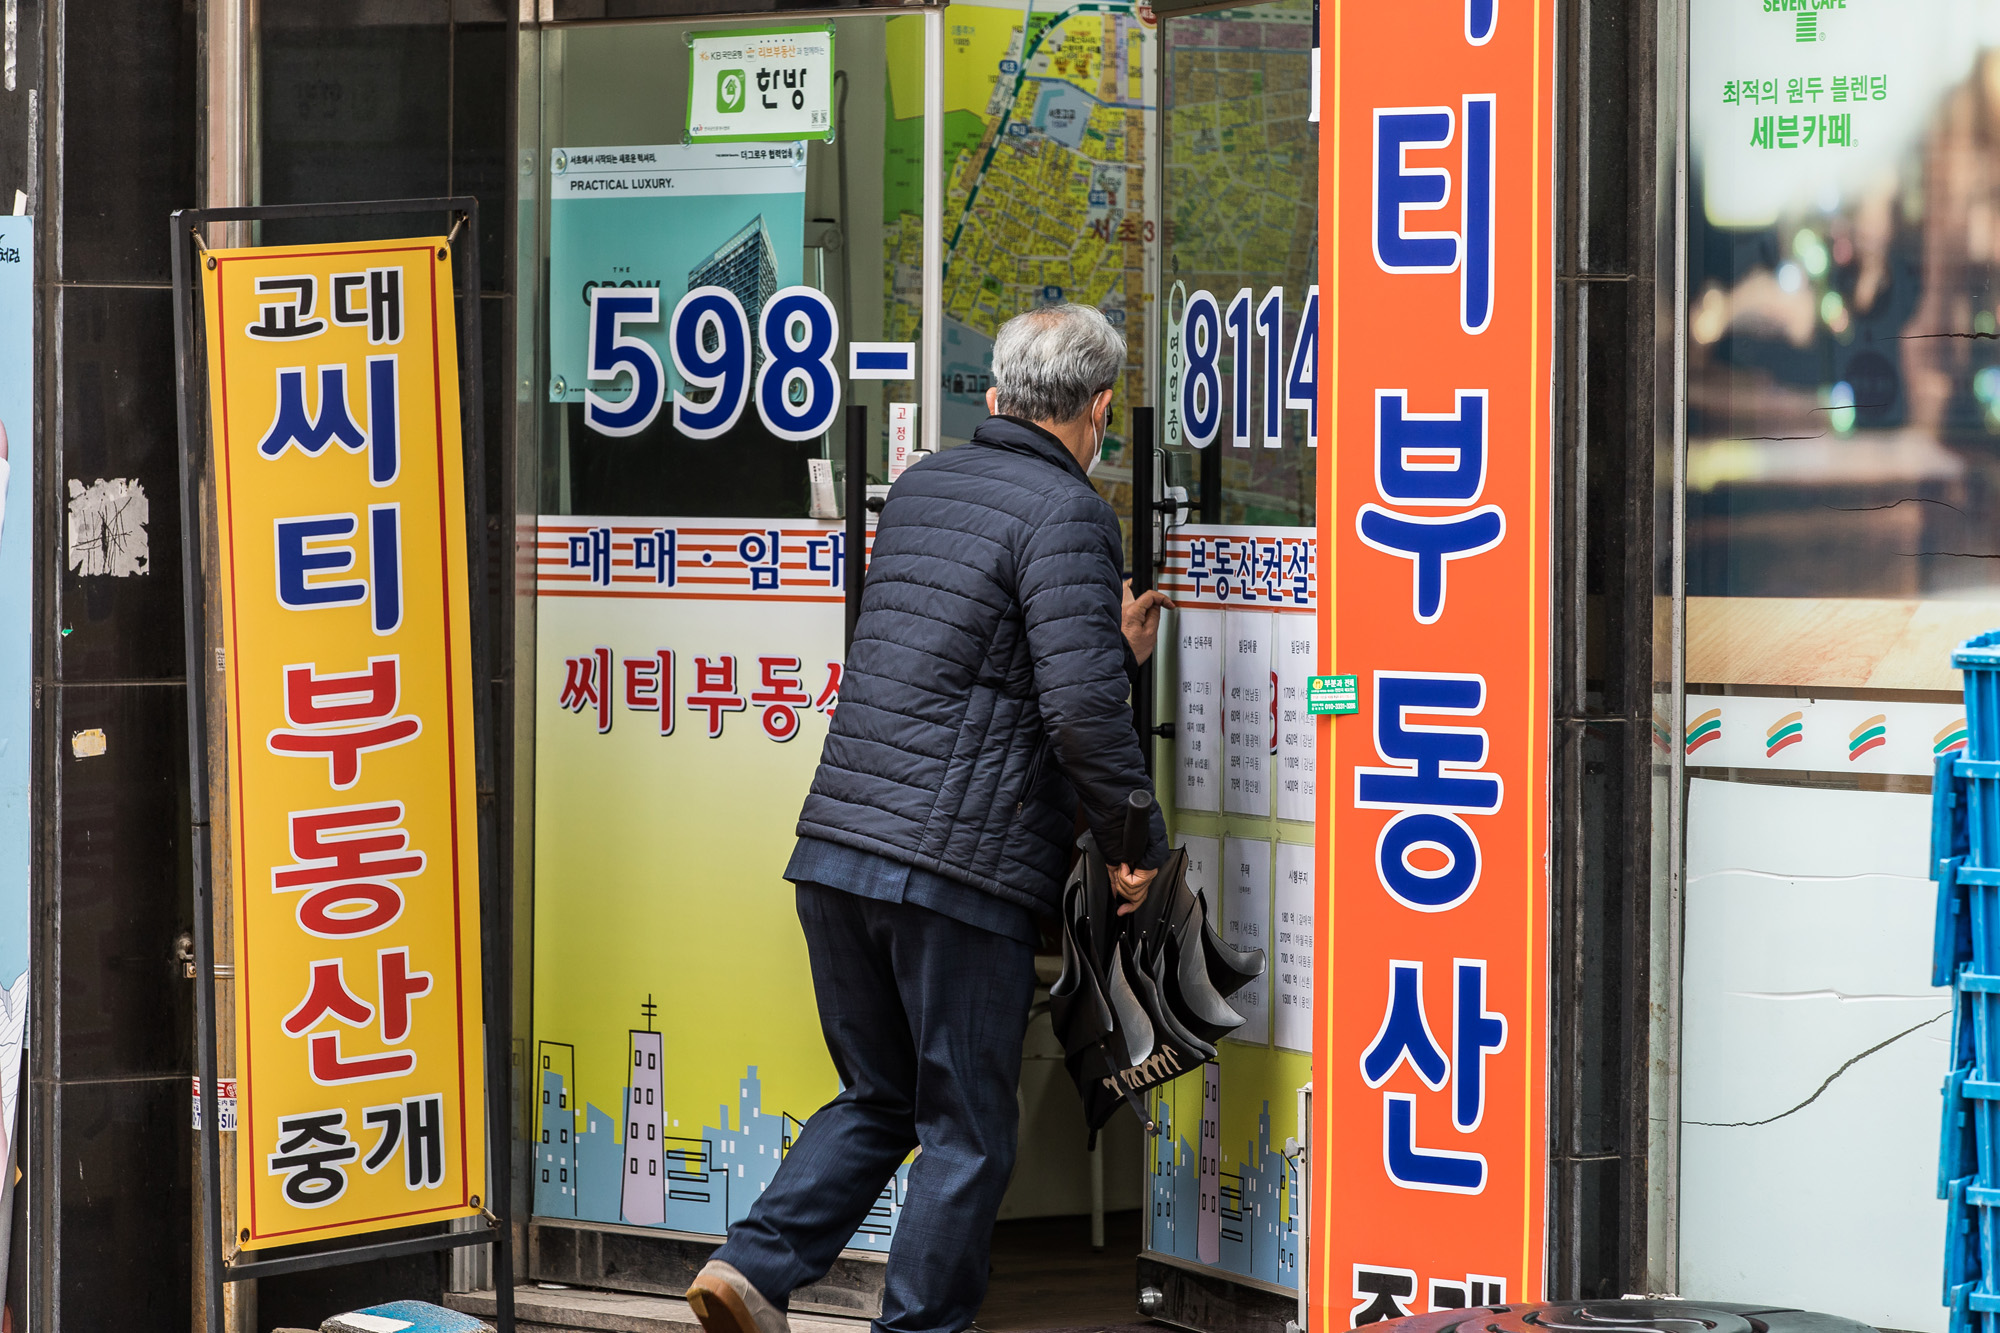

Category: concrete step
[444, 1286, 873, 1333]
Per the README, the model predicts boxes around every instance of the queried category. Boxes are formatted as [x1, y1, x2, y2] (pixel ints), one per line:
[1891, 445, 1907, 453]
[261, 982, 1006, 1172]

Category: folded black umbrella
[1047, 792, 1267, 1135]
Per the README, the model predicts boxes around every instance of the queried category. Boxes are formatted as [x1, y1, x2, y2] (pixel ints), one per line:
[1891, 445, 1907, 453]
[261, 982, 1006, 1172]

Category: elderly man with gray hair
[687, 304, 1172, 1333]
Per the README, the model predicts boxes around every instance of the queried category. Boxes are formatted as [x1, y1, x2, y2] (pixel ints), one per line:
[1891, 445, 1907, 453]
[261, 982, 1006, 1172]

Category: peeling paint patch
[66, 477, 149, 577]
[69, 728, 105, 758]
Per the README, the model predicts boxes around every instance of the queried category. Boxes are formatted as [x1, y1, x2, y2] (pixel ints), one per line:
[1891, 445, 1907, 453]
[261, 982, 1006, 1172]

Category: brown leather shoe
[687, 1260, 790, 1333]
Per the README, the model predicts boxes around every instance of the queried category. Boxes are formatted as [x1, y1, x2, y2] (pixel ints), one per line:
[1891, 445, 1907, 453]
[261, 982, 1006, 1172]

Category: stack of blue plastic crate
[1938, 630, 2000, 1333]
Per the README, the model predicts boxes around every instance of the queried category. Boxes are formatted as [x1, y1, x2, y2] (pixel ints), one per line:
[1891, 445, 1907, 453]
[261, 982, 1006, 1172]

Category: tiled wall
[26, 2, 515, 1328]
[34, 0, 201, 1325]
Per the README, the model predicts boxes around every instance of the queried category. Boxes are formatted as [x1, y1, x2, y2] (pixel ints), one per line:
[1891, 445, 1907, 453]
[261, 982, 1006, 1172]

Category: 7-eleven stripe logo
[1685, 708, 1721, 756]
[1764, 711, 1804, 758]
[1847, 714, 1887, 762]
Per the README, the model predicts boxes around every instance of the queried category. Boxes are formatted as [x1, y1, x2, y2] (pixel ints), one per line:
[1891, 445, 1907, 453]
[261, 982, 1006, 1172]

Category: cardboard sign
[201, 238, 486, 1248]
[1313, 0, 1553, 1323]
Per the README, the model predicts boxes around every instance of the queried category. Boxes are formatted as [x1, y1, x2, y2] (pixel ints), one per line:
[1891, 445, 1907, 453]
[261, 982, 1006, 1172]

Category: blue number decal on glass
[1256, 287, 1284, 449]
[1285, 285, 1320, 448]
[756, 287, 843, 442]
[1181, 289, 1222, 448]
[584, 288, 664, 438]
[670, 286, 752, 439]
[1225, 288, 1253, 448]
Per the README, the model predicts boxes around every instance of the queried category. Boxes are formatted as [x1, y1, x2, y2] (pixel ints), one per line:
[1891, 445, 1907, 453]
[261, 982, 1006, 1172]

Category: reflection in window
[534, 19, 916, 519]
[882, 4, 1159, 525]
[1160, 0, 1317, 528]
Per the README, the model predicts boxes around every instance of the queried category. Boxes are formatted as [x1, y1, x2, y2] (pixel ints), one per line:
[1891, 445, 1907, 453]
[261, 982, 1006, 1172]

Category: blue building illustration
[536, 1043, 578, 1216]
[1151, 1075, 1298, 1290]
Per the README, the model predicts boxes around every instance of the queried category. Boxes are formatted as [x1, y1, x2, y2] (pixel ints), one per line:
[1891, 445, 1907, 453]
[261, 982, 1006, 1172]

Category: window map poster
[1315, 0, 1555, 1324]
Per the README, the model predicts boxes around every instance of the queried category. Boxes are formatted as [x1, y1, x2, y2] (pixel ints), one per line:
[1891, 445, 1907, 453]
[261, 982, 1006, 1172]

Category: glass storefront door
[1147, 0, 1317, 1301]
[514, 2, 1317, 1320]
[520, 13, 926, 1253]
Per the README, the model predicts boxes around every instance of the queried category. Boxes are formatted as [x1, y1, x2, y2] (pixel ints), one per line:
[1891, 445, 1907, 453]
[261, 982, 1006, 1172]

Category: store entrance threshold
[984, 1210, 1146, 1332]
[448, 1210, 1150, 1333]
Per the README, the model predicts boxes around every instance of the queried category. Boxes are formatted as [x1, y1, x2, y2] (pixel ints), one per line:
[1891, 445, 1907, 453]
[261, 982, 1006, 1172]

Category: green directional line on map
[944, 0, 1134, 278]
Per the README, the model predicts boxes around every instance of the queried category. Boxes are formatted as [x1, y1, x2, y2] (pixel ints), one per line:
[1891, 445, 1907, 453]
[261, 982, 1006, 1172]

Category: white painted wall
[1681, 778, 1951, 1332]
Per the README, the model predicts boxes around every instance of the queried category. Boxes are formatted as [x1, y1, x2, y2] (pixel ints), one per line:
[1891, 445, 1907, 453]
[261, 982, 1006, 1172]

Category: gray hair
[990, 304, 1126, 424]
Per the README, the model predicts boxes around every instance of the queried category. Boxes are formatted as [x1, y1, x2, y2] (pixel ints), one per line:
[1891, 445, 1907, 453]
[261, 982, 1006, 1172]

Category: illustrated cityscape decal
[1150, 1063, 1300, 1291]
[532, 1014, 1292, 1286]
[533, 1018, 907, 1248]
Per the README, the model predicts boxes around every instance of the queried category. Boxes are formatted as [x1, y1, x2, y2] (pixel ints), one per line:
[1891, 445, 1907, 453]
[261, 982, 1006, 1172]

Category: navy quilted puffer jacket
[796, 414, 1170, 918]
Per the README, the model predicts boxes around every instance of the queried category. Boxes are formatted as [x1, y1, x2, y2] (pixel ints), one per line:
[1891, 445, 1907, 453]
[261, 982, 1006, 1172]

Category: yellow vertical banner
[200, 238, 486, 1248]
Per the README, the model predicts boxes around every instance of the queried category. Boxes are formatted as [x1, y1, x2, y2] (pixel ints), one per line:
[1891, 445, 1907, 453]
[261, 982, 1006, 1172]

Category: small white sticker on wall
[66, 477, 149, 577]
[70, 728, 105, 759]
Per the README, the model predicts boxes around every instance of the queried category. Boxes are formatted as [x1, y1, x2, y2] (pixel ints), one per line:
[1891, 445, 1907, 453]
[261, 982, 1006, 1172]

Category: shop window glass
[1676, 5, 1985, 1326]
[1159, 0, 1317, 527]
[1143, 0, 1317, 1294]
[881, 5, 1160, 525]
[258, 2, 452, 239]
[522, 13, 933, 1245]
[533, 18, 918, 517]
[1687, 8, 2000, 690]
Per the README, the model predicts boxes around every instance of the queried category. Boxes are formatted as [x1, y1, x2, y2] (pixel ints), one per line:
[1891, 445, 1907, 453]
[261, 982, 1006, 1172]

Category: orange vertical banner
[1313, 0, 1553, 1326]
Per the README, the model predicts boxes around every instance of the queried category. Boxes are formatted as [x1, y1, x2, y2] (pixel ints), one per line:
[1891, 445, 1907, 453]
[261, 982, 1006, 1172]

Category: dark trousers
[713, 882, 1037, 1333]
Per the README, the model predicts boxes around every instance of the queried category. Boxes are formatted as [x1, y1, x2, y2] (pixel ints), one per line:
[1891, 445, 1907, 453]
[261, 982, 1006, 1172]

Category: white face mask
[1085, 405, 1106, 476]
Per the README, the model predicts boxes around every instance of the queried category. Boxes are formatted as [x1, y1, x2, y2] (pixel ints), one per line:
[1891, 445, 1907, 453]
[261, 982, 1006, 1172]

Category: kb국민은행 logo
[717, 69, 747, 114]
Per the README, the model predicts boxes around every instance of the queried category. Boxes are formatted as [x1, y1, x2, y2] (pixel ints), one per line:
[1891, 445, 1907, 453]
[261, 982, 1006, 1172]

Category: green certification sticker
[1307, 674, 1358, 716]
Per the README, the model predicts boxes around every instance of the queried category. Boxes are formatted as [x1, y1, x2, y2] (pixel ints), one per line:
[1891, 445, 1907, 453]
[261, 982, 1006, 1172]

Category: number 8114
[584, 284, 843, 443]
[1181, 285, 1320, 450]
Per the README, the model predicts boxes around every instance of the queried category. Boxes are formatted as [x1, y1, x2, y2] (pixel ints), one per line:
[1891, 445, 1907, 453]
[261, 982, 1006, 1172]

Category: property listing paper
[1222, 835, 1272, 1045]
[1223, 611, 1274, 818]
[1314, 0, 1555, 1320]
[1181, 833, 1220, 909]
[1176, 609, 1224, 813]
[202, 237, 487, 1247]
[1275, 616, 1317, 824]
[1273, 840, 1314, 1053]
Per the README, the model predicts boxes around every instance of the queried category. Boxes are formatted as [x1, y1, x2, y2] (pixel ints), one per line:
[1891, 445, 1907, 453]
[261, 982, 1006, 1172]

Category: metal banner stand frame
[168, 197, 515, 1333]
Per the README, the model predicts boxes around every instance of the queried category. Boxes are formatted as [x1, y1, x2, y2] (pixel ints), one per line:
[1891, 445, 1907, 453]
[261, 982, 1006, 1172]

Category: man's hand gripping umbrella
[1048, 790, 1267, 1140]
